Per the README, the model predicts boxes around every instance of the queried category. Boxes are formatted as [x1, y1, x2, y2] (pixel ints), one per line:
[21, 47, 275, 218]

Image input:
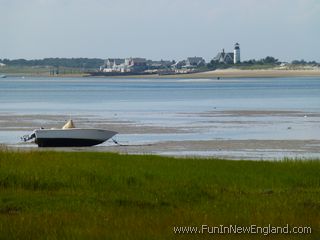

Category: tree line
[0, 57, 318, 70]
[207, 56, 319, 69]
[0, 58, 104, 69]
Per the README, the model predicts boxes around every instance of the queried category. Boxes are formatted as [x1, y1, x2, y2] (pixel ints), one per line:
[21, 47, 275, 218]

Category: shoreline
[5, 140, 320, 160]
[186, 68, 320, 78]
[11, 139, 316, 160]
[2, 69, 320, 79]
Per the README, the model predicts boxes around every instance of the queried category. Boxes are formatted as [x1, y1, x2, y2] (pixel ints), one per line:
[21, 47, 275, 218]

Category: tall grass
[0, 150, 319, 239]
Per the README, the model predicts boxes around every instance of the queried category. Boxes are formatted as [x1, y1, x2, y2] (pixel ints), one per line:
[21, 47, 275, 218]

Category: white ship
[22, 120, 117, 147]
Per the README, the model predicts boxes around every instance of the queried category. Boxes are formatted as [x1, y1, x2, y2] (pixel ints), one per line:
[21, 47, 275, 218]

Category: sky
[1, 0, 320, 62]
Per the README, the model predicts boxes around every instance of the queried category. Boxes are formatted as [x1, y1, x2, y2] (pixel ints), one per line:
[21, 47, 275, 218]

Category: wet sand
[1, 110, 317, 133]
[0, 114, 187, 134]
[99, 139, 320, 159]
[8, 139, 320, 160]
[1, 111, 320, 160]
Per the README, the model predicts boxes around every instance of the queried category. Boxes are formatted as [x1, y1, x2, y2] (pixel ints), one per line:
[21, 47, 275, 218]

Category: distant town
[0, 42, 319, 76]
[95, 43, 240, 76]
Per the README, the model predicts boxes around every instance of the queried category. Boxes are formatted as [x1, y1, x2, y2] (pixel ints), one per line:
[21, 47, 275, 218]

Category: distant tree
[241, 59, 256, 65]
[1, 58, 104, 69]
[291, 59, 307, 65]
[207, 60, 232, 69]
[207, 60, 218, 69]
[259, 56, 280, 64]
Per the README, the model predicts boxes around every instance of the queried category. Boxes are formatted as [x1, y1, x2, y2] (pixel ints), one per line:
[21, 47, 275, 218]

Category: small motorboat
[22, 120, 117, 147]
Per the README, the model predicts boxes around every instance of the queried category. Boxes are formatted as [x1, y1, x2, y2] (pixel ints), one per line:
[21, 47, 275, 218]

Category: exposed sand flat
[0, 114, 187, 134]
[1, 110, 317, 132]
[103, 139, 320, 156]
[181, 110, 319, 117]
[1, 112, 320, 159]
[154, 69, 320, 78]
[182, 69, 320, 78]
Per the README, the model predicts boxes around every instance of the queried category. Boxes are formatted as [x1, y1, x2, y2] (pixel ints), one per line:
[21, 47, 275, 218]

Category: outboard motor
[21, 130, 36, 142]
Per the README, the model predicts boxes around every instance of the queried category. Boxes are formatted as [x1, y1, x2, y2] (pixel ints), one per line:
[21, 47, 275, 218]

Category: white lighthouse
[233, 43, 240, 64]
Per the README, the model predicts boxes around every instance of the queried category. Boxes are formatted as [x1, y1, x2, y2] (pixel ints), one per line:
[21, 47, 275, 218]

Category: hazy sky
[1, 0, 319, 61]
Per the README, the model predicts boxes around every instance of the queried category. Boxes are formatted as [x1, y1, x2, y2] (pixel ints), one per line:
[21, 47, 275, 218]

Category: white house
[213, 43, 241, 64]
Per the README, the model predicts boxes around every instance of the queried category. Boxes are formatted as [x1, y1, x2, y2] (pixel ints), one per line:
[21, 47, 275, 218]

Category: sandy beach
[187, 68, 320, 78]
[89, 68, 314, 79]
[94, 68, 320, 79]
[4, 68, 320, 79]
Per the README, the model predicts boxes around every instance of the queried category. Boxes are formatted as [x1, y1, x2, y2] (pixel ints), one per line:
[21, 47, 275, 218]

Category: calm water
[1, 76, 320, 113]
[0, 76, 320, 158]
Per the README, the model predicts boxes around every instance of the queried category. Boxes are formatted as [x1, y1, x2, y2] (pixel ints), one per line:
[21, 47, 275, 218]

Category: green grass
[0, 150, 319, 239]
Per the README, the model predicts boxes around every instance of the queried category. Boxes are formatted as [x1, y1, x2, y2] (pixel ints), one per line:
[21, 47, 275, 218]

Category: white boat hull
[34, 128, 117, 147]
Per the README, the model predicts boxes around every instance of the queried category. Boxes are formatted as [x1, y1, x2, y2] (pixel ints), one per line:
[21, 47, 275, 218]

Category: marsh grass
[0, 151, 319, 239]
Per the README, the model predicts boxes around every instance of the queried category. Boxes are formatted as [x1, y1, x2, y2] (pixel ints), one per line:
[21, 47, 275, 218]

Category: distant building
[185, 57, 205, 67]
[147, 60, 173, 69]
[171, 57, 205, 70]
[172, 60, 186, 69]
[213, 43, 241, 64]
[125, 57, 147, 67]
[0, 63, 5, 67]
[125, 58, 147, 72]
[100, 57, 148, 73]
[213, 49, 234, 64]
[100, 58, 126, 72]
[233, 43, 240, 64]
[105, 58, 125, 69]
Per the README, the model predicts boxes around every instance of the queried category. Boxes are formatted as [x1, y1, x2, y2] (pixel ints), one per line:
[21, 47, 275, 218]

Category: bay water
[0, 76, 319, 158]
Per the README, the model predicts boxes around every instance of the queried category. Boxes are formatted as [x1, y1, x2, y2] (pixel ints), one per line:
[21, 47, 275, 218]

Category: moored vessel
[22, 120, 117, 147]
